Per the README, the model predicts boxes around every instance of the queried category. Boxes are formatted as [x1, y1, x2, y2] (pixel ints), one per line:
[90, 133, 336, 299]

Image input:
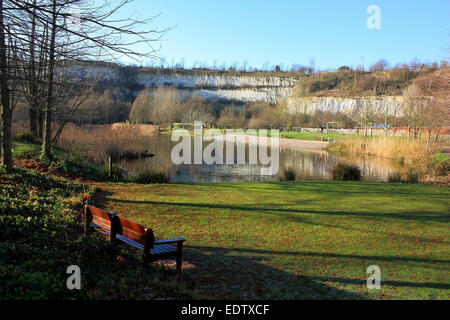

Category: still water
[122, 134, 399, 183]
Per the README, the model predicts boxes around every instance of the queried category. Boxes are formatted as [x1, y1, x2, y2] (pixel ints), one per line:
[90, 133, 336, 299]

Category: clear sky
[118, 0, 450, 70]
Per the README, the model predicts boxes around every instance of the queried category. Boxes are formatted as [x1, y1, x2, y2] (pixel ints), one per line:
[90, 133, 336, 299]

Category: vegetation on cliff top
[291, 64, 443, 98]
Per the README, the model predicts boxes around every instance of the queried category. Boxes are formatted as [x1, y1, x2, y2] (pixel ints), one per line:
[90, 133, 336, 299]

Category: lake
[122, 133, 399, 183]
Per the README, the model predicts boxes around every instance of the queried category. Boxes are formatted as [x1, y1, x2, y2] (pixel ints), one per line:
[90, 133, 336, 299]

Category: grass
[328, 136, 449, 185]
[6, 141, 450, 300]
[277, 131, 351, 141]
[94, 180, 450, 300]
[12, 141, 43, 156]
[0, 164, 199, 299]
[12, 141, 69, 157]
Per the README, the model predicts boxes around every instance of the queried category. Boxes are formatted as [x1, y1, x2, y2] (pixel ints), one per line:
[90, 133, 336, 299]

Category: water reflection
[122, 134, 399, 183]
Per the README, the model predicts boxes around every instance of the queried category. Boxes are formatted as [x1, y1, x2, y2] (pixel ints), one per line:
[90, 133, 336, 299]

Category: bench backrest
[85, 205, 155, 249]
[84, 205, 115, 236]
[115, 215, 155, 248]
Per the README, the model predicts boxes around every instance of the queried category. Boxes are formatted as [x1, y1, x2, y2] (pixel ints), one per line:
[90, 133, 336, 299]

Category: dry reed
[333, 136, 438, 171]
[57, 123, 148, 164]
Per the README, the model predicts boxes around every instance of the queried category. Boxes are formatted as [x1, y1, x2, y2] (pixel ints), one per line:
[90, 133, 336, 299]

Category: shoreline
[162, 130, 330, 151]
[218, 133, 330, 151]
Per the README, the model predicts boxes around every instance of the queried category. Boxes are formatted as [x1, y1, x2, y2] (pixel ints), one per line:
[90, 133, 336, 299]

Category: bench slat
[154, 238, 185, 245]
[152, 244, 177, 254]
[116, 234, 144, 250]
[85, 205, 184, 274]
[91, 218, 111, 231]
[116, 216, 147, 245]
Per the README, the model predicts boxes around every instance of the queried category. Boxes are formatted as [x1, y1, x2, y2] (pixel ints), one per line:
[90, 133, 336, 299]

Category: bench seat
[116, 234, 178, 254]
[84, 204, 185, 274]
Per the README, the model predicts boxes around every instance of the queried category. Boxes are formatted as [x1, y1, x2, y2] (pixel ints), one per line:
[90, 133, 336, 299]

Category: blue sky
[118, 0, 449, 70]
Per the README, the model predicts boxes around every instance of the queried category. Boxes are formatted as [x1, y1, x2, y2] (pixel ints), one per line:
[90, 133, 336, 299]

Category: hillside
[85, 63, 302, 104]
[290, 65, 443, 98]
[286, 66, 449, 116]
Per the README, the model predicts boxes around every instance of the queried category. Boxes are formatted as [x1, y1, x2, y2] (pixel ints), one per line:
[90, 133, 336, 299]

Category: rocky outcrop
[87, 65, 300, 104]
[287, 96, 404, 116]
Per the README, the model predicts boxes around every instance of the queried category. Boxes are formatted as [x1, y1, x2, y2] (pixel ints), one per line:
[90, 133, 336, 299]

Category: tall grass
[332, 136, 434, 166]
[57, 123, 148, 164]
[331, 136, 448, 184]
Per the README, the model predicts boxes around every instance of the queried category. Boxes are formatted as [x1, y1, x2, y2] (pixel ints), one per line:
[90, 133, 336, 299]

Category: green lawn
[12, 141, 41, 156]
[95, 181, 450, 300]
[12, 141, 65, 158]
[277, 131, 354, 141]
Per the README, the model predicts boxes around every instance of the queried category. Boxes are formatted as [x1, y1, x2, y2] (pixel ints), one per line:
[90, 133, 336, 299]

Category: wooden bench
[84, 205, 185, 274]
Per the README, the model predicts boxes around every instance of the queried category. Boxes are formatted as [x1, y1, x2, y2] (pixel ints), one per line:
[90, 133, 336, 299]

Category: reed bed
[331, 136, 449, 184]
[57, 123, 148, 164]
[333, 136, 434, 166]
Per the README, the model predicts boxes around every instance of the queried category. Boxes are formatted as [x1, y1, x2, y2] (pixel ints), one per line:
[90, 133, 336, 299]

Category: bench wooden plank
[84, 204, 185, 274]
[155, 238, 186, 245]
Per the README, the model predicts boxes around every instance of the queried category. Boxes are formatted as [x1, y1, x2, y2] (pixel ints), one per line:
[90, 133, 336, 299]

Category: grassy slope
[95, 181, 450, 300]
[2, 144, 199, 300]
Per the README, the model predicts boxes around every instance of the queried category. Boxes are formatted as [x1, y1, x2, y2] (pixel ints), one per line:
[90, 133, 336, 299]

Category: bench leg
[176, 242, 183, 276]
[143, 253, 150, 271]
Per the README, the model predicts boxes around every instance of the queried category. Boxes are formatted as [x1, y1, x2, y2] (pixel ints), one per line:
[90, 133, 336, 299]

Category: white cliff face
[137, 73, 299, 104]
[88, 65, 300, 103]
[137, 73, 299, 89]
[287, 96, 404, 116]
[192, 87, 293, 104]
[79, 65, 406, 110]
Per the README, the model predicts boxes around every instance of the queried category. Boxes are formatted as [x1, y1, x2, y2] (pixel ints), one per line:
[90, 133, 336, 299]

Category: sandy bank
[220, 134, 329, 151]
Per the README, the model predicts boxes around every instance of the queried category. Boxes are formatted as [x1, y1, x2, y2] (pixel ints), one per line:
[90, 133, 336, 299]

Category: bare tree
[419, 67, 450, 143]
[0, 0, 23, 171]
[370, 58, 390, 72]
[129, 87, 153, 124]
[401, 84, 429, 141]
[352, 98, 381, 137]
[0, 0, 166, 165]
[151, 86, 182, 128]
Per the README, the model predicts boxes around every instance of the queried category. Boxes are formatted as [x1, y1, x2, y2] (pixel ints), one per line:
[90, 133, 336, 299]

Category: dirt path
[278, 137, 329, 150]
[221, 134, 329, 151]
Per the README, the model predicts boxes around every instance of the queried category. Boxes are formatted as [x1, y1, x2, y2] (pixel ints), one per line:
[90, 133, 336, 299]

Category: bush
[279, 168, 296, 181]
[402, 168, 419, 184]
[57, 157, 105, 181]
[14, 132, 35, 143]
[134, 167, 172, 184]
[426, 154, 450, 177]
[102, 164, 125, 182]
[332, 163, 362, 181]
[388, 172, 403, 183]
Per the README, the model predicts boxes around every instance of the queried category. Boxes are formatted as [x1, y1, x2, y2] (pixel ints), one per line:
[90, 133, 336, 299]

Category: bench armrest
[154, 237, 185, 245]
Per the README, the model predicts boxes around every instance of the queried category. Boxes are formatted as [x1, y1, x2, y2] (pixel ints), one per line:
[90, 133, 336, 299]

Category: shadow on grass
[95, 188, 450, 299]
[183, 245, 449, 300]
[107, 197, 449, 223]
[183, 245, 366, 299]
[183, 245, 450, 300]
[195, 181, 450, 198]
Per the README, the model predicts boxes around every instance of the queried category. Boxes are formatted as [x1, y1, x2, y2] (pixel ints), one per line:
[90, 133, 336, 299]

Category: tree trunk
[41, 0, 57, 159]
[29, 107, 38, 138]
[28, 0, 39, 139]
[435, 131, 440, 143]
[38, 108, 44, 138]
[1, 104, 12, 171]
[0, 0, 13, 172]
